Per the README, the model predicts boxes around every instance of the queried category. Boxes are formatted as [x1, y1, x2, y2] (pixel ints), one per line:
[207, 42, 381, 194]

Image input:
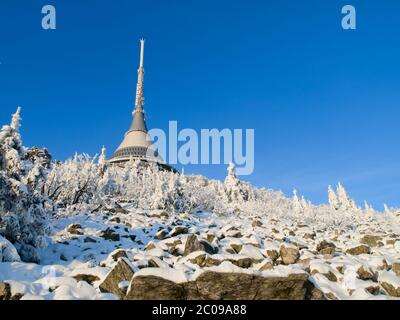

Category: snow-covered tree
[328, 185, 339, 210]
[0, 108, 51, 262]
[292, 189, 301, 212]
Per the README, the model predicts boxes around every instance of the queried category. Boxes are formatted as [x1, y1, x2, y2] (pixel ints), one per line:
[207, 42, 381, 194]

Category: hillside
[1, 108, 400, 300]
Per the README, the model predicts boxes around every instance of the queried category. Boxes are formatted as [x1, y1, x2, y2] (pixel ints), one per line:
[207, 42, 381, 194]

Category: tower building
[109, 40, 172, 171]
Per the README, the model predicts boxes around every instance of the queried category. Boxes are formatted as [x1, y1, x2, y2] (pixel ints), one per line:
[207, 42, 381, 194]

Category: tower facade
[109, 40, 163, 166]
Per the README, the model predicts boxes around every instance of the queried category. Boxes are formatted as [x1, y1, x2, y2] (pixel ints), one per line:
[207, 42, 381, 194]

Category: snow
[235, 245, 264, 260]
[379, 271, 400, 288]
[394, 241, 400, 252]
[0, 235, 21, 262]
[203, 261, 254, 275]
[133, 267, 188, 284]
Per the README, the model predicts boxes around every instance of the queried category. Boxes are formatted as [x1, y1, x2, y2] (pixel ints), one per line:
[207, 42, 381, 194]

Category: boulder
[193, 272, 316, 300]
[266, 249, 279, 262]
[228, 257, 254, 269]
[99, 258, 135, 299]
[360, 235, 383, 248]
[170, 226, 188, 237]
[192, 272, 259, 300]
[381, 282, 400, 297]
[101, 228, 120, 242]
[379, 271, 400, 297]
[183, 235, 216, 256]
[188, 253, 207, 266]
[392, 262, 400, 277]
[356, 266, 375, 281]
[83, 237, 97, 243]
[105, 207, 129, 214]
[0, 282, 11, 300]
[111, 249, 128, 261]
[155, 229, 169, 240]
[279, 244, 300, 265]
[67, 224, 83, 235]
[258, 260, 273, 271]
[346, 245, 371, 256]
[252, 220, 263, 227]
[316, 240, 336, 255]
[230, 244, 243, 254]
[126, 276, 185, 300]
[73, 274, 100, 285]
[123, 271, 321, 300]
[303, 233, 316, 240]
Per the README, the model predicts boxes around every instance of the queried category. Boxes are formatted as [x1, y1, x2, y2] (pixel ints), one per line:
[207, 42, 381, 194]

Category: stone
[303, 233, 316, 240]
[123, 271, 321, 300]
[391, 262, 400, 276]
[381, 282, 400, 297]
[311, 270, 337, 282]
[111, 250, 128, 261]
[73, 274, 100, 285]
[99, 258, 135, 299]
[193, 272, 315, 300]
[183, 235, 216, 256]
[228, 258, 254, 269]
[83, 237, 97, 243]
[360, 235, 383, 248]
[105, 207, 129, 214]
[266, 249, 279, 262]
[206, 234, 215, 243]
[67, 224, 83, 235]
[188, 253, 207, 267]
[145, 242, 157, 251]
[316, 240, 336, 254]
[126, 276, 185, 300]
[227, 230, 243, 238]
[170, 226, 188, 237]
[204, 257, 222, 267]
[252, 220, 263, 227]
[346, 245, 371, 256]
[109, 217, 121, 223]
[279, 244, 300, 265]
[258, 261, 273, 271]
[326, 292, 339, 300]
[155, 230, 169, 240]
[366, 286, 380, 295]
[230, 244, 243, 254]
[193, 272, 259, 300]
[101, 228, 120, 242]
[356, 266, 375, 281]
[0, 282, 11, 300]
[320, 247, 335, 255]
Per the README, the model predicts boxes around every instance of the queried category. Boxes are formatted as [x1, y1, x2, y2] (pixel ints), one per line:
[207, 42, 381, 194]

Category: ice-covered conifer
[292, 189, 301, 212]
[0, 109, 51, 262]
[10, 106, 21, 131]
[328, 185, 338, 210]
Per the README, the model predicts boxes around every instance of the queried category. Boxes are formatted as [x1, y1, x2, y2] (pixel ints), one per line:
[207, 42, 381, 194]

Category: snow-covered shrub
[0, 234, 20, 262]
[0, 108, 51, 262]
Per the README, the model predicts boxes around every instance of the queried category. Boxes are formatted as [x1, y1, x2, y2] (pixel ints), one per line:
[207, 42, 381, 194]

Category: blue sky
[1, 0, 400, 209]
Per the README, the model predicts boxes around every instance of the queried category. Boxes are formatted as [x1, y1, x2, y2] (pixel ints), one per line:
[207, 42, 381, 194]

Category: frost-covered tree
[336, 183, 358, 211]
[98, 146, 107, 176]
[292, 189, 301, 212]
[0, 108, 51, 262]
[328, 185, 339, 210]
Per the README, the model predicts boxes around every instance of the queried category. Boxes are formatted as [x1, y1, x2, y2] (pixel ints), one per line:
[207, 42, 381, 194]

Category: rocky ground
[1, 203, 400, 300]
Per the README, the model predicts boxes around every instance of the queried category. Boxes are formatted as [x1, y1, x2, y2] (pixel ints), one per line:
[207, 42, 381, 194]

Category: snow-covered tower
[109, 40, 172, 171]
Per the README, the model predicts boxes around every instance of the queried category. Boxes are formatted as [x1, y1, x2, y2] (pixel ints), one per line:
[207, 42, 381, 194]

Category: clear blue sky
[1, 0, 400, 209]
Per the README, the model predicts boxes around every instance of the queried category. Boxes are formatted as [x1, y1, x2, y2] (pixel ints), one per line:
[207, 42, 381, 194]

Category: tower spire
[127, 39, 147, 133]
[134, 39, 145, 113]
